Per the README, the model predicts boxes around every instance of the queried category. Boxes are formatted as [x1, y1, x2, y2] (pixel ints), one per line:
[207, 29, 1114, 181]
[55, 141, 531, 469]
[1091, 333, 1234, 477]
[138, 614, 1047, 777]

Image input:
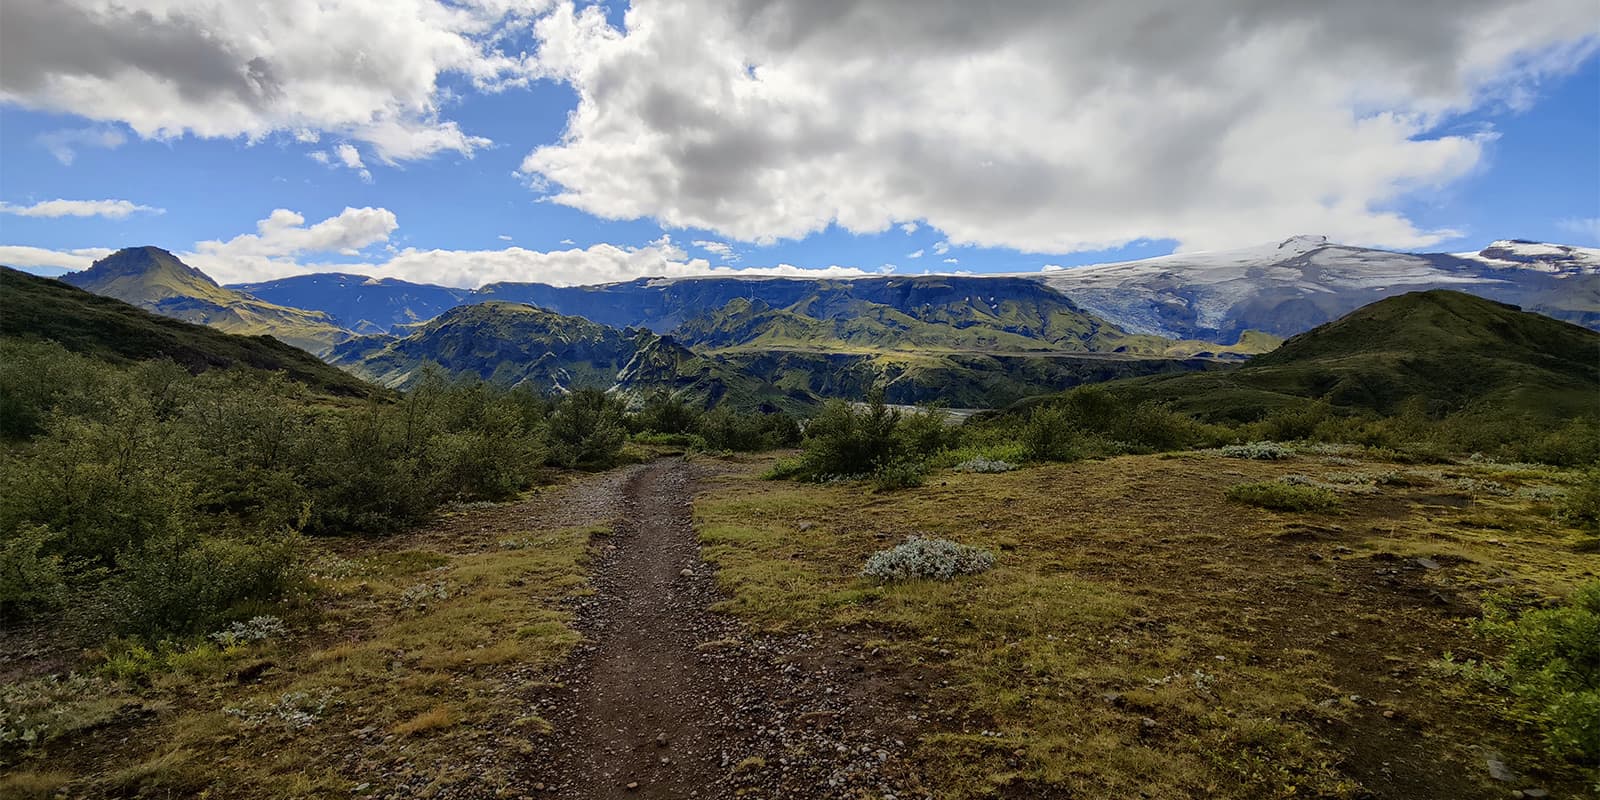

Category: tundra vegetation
[3, 291, 1599, 796]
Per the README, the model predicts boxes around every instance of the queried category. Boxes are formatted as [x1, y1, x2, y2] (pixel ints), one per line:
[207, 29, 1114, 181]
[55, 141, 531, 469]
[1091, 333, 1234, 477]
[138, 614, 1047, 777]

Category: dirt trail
[557, 460, 727, 796]
[524, 459, 924, 799]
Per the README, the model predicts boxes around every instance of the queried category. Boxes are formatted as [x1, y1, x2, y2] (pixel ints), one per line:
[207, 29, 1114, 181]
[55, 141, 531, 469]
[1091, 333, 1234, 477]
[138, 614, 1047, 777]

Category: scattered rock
[1414, 557, 1441, 570]
[1486, 753, 1519, 783]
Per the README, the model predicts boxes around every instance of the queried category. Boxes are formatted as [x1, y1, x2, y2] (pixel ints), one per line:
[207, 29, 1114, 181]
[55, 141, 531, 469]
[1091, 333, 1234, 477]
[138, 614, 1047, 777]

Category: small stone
[1522, 789, 1548, 798]
[625, 782, 640, 791]
[680, 568, 694, 577]
[1414, 557, 1440, 570]
[656, 733, 670, 747]
[1486, 753, 1518, 783]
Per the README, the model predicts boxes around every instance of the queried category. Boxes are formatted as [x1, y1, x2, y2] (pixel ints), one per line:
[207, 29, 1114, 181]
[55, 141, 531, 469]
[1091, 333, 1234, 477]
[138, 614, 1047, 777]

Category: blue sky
[1, 1, 1596, 287]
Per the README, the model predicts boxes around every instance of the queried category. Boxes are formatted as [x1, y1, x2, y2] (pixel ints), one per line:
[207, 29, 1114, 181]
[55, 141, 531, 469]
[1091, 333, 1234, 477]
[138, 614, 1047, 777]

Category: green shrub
[0, 525, 65, 617]
[106, 529, 303, 637]
[1558, 470, 1600, 534]
[1473, 583, 1600, 762]
[871, 459, 927, 492]
[1021, 405, 1085, 462]
[1225, 481, 1339, 512]
[547, 389, 628, 470]
[633, 391, 700, 435]
[795, 396, 904, 478]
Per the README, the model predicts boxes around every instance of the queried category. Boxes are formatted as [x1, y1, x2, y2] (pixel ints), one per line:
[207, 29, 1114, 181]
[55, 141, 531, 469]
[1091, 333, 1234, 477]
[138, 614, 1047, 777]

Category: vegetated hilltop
[1106, 289, 1600, 422]
[330, 300, 819, 412]
[331, 298, 1223, 409]
[57, 246, 351, 354]
[668, 277, 1187, 355]
[0, 266, 376, 398]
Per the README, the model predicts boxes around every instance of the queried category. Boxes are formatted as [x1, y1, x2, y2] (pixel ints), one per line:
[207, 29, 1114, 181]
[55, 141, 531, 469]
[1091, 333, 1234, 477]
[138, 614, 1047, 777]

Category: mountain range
[232, 236, 1599, 344]
[15, 236, 1599, 409]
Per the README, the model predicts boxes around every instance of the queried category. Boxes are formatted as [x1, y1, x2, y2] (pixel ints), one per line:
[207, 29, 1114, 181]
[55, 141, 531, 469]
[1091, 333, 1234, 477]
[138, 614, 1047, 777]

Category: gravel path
[521, 458, 927, 799]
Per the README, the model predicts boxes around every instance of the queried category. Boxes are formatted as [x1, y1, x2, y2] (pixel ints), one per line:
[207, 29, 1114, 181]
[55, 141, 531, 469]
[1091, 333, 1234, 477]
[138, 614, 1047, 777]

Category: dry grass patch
[697, 453, 1599, 799]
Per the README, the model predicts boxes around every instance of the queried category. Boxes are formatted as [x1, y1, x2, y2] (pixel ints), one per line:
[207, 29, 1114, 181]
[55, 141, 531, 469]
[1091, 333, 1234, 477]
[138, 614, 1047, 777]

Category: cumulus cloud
[0, 198, 161, 219]
[0, 245, 114, 271]
[899, 222, 918, 235]
[906, 249, 924, 259]
[518, 0, 1597, 253]
[942, 258, 959, 265]
[932, 241, 951, 256]
[0, 0, 535, 164]
[334, 143, 373, 182]
[20, 206, 871, 286]
[186, 207, 399, 280]
[36, 126, 126, 165]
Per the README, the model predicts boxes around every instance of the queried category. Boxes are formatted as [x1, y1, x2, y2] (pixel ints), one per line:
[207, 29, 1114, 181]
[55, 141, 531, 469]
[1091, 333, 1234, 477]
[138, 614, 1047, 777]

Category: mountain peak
[1277, 234, 1330, 252]
[76, 246, 219, 286]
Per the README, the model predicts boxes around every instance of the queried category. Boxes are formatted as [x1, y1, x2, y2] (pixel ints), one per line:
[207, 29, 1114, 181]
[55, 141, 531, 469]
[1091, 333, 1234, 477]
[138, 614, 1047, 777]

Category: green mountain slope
[672, 278, 1188, 355]
[58, 247, 350, 354]
[332, 301, 821, 411]
[0, 267, 376, 398]
[331, 301, 634, 391]
[1108, 290, 1600, 421]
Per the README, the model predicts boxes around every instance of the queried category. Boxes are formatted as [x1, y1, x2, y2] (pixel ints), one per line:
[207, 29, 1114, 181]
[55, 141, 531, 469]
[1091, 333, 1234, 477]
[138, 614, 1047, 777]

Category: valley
[2, 240, 1597, 800]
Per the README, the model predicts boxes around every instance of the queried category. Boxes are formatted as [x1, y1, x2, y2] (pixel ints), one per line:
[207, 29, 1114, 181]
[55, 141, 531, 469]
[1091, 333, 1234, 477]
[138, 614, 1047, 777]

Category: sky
[0, 0, 1597, 289]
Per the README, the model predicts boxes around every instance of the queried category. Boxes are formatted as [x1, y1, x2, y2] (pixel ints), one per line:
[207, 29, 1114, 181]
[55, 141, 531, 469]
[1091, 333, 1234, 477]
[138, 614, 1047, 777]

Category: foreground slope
[1111, 290, 1600, 421]
[59, 247, 351, 354]
[0, 266, 375, 397]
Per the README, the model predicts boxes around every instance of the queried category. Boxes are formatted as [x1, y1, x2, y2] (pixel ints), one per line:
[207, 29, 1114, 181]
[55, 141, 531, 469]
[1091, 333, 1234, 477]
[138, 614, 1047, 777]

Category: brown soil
[521, 458, 927, 799]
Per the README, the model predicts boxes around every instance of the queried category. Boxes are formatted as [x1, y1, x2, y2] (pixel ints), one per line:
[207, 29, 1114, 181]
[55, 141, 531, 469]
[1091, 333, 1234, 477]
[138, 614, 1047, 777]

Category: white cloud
[0, 0, 535, 164]
[691, 239, 740, 261]
[308, 151, 331, 165]
[187, 207, 399, 281]
[498, 234, 513, 241]
[932, 241, 951, 256]
[36, 126, 126, 165]
[0, 245, 113, 270]
[518, 0, 1596, 253]
[0, 198, 161, 219]
[899, 222, 918, 235]
[334, 143, 373, 182]
[559, 238, 575, 245]
[1558, 217, 1600, 242]
[1040, 264, 1065, 272]
[942, 257, 959, 264]
[21, 206, 871, 286]
[906, 249, 924, 259]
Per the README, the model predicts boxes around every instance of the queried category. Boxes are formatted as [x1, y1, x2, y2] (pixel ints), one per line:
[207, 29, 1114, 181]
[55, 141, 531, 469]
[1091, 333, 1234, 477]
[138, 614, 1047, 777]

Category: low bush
[1459, 583, 1600, 763]
[1220, 441, 1294, 460]
[547, 389, 628, 470]
[871, 460, 927, 492]
[862, 536, 996, 582]
[1225, 481, 1339, 512]
[952, 457, 1018, 473]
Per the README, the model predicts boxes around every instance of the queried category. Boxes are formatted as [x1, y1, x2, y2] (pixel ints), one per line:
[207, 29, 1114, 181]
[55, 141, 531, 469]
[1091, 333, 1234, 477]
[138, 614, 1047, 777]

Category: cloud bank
[11, 206, 869, 287]
[0, 0, 538, 163]
[0, 199, 162, 218]
[518, 0, 1597, 253]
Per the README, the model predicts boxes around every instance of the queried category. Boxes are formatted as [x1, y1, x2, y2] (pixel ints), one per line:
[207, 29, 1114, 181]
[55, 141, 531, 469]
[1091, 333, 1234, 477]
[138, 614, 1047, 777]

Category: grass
[696, 451, 1600, 798]
[1225, 480, 1340, 512]
[0, 494, 606, 798]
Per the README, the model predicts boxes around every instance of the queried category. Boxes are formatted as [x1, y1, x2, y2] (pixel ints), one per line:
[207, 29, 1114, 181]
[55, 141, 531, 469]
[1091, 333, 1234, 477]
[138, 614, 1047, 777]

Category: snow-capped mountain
[1028, 236, 1599, 343]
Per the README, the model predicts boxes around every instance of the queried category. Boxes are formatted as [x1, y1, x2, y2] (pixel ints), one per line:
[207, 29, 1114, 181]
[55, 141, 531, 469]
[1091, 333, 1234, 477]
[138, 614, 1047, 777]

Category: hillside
[1108, 290, 1600, 421]
[330, 301, 636, 391]
[59, 247, 351, 354]
[670, 277, 1186, 355]
[233, 273, 474, 334]
[0, 266, 376, 398]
